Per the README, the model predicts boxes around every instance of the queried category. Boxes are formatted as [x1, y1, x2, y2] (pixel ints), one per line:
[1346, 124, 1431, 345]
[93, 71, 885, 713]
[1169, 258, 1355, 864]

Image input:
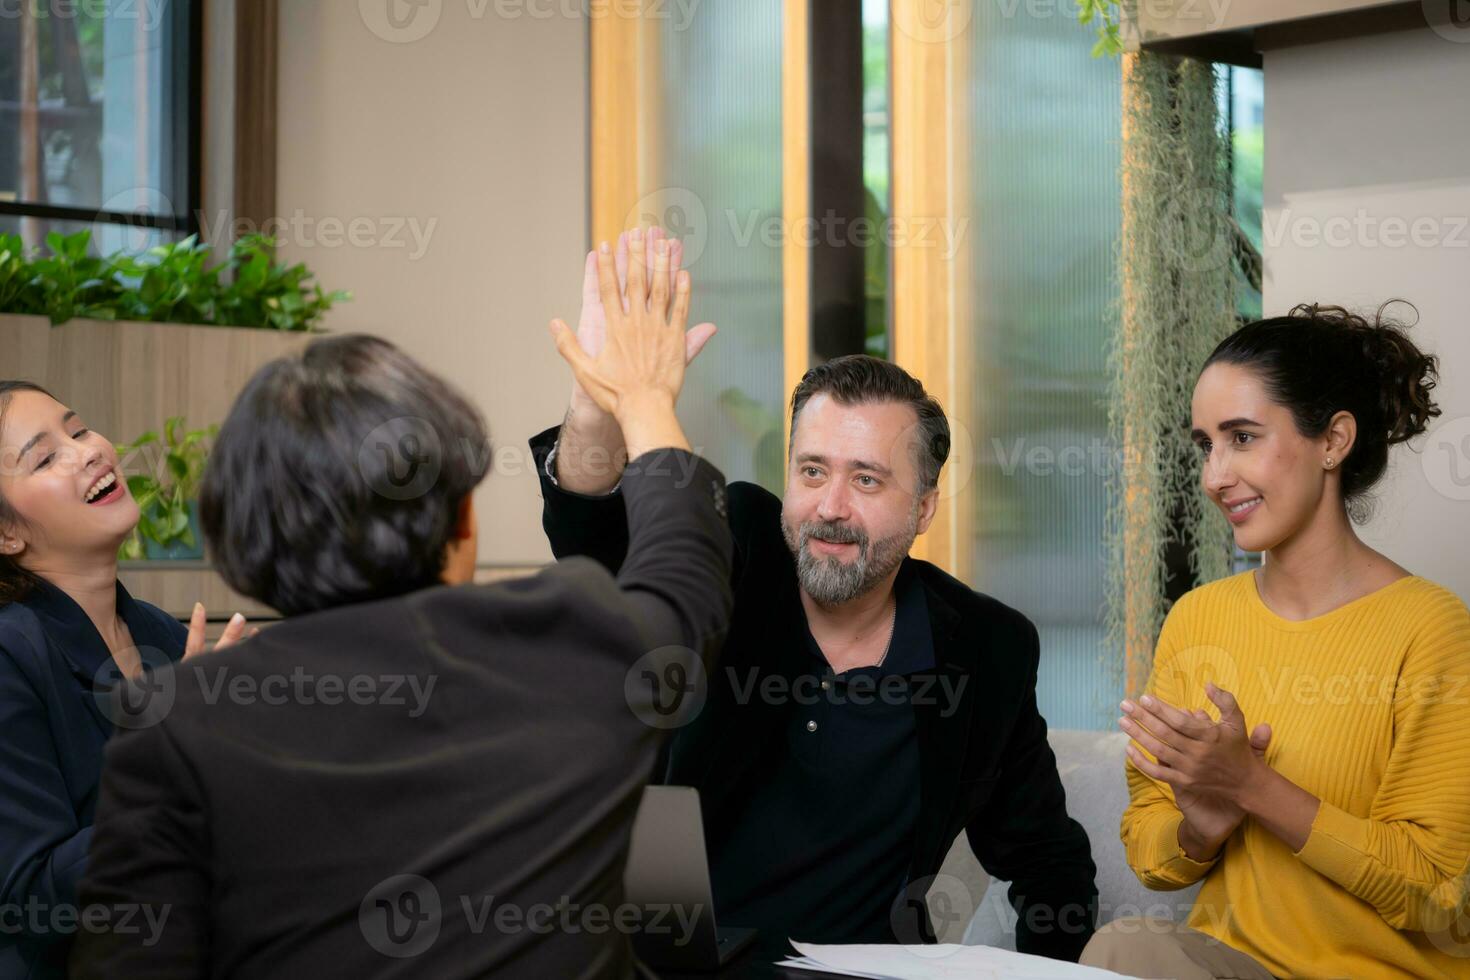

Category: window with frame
[0, 0, 200, 253]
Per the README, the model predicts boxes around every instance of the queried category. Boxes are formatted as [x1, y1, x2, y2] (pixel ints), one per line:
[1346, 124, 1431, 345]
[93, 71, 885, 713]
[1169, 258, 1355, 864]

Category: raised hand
[549, 230, 693, 459]
[568, 227, 717, 416]
[183, 602, 256, 661]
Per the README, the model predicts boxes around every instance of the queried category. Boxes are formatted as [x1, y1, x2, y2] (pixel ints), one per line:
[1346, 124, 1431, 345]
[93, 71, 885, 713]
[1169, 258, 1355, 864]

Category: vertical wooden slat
[890, 0, 973, 582]
[590, 2, 660, 245]
[593, 3, 803, 477]
[781, 0, 812, 455]
[1119, 52, 1154, 697]
[234, 0, 278, 228]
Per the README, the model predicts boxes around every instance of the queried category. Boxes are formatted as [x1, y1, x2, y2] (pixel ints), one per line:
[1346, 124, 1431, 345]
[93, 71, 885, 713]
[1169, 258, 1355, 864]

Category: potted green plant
[117, 417, 219, 561]
[0, 230, 349, 331]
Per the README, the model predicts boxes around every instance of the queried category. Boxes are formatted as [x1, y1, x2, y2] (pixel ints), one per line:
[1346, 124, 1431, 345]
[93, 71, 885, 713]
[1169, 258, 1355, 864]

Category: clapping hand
[1121, 683, 1272, 856]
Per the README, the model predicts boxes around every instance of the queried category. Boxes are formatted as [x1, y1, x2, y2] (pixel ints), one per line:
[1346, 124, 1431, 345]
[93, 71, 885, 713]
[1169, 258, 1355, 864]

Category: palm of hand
[572, 231, 679, 404]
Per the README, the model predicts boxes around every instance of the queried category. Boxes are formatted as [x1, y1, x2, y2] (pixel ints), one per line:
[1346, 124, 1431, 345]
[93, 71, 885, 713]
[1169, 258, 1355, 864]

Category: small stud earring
[1324, 458, 1335, 469]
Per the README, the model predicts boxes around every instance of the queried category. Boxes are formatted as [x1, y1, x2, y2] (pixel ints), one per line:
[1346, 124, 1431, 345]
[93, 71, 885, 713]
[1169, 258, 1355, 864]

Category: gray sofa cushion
[924, 729, 1202, 948]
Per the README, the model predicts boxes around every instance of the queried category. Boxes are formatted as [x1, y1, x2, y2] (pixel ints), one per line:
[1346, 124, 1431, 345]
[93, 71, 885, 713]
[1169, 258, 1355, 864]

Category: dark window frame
[0, 0, 202, 239]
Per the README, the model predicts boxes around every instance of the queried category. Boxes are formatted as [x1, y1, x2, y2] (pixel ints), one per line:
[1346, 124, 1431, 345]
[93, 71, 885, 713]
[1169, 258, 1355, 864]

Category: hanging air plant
[1104, 53, 1240, 694]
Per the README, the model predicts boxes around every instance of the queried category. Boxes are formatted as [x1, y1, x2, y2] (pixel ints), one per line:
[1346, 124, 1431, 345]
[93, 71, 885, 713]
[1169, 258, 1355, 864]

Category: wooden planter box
[1, 314, 312, 448]
[2, 314, 314, 619]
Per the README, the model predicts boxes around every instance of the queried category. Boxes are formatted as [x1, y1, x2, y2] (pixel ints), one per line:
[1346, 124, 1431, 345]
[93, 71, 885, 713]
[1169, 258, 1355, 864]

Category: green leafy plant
[116, 417, 219, 560]
[0, 230, 348, 331]
[1077, 0, 1126, 57]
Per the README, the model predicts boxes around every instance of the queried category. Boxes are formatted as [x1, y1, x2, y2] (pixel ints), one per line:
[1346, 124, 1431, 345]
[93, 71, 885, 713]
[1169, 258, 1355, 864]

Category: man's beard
[781, 505, 919, 607]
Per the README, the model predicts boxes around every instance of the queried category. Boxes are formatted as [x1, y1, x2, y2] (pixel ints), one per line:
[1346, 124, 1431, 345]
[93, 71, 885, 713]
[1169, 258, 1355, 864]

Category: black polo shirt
[707, 561, 933, 949]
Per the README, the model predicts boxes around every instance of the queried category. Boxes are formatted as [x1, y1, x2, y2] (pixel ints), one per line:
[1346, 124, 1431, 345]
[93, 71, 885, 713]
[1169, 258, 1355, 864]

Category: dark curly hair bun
[1203, 301, 1441, 515]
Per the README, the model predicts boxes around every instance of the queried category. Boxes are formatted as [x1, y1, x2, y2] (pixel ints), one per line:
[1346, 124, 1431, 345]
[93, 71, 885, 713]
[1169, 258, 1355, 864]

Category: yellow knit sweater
[1122, 571, 1470, 979]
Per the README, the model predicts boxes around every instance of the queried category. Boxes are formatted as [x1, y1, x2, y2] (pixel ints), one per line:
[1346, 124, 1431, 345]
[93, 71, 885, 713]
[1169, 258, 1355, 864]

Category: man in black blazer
[72, 236, 733, 978]
[532, 231, 1098, 962]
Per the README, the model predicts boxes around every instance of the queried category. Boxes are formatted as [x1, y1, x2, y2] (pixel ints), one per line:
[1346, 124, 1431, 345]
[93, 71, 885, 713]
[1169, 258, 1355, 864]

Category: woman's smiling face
[0, 389, 139, 566]
[1190, 362, 1337, 554]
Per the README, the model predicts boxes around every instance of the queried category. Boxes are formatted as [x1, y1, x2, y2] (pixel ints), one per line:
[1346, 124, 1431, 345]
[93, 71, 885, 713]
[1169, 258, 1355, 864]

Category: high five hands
[548, 228, 703, 459]
[1120, 683, 1275, 859]
[563, 226, 717, 418]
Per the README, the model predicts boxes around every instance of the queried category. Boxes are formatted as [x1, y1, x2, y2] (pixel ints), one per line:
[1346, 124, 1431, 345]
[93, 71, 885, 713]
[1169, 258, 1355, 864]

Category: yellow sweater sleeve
[1294, 593, 1470, 932]
[1120, 596, 1221, 890]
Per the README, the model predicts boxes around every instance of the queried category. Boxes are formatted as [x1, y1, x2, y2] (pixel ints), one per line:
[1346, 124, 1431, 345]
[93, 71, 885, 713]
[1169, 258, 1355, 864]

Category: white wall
[276, 1, 590, 565]
[1263, 26, 1470, 601]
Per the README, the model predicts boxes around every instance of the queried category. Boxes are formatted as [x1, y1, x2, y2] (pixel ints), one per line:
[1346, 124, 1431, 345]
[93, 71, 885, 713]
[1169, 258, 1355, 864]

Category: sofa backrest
[928, 728, 1202, 948]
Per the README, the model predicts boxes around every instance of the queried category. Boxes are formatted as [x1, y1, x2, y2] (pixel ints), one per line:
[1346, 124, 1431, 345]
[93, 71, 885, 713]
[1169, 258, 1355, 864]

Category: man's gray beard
[781, 506, 919, 607]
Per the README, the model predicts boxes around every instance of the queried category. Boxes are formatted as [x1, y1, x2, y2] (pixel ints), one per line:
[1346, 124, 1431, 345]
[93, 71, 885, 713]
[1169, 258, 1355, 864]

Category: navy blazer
[0, 578, 185, 980]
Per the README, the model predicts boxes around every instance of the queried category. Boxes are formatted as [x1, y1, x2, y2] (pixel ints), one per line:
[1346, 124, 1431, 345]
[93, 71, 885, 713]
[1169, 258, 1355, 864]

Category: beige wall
[1263, 26, 1470, 600]
[202, 0, 236, 257]
[276, 1, 589, 565]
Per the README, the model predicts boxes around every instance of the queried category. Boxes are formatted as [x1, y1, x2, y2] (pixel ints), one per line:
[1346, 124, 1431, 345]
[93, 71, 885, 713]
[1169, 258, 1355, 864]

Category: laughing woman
[1082, 304, 1470, 979]
[0, 382, 245, 979]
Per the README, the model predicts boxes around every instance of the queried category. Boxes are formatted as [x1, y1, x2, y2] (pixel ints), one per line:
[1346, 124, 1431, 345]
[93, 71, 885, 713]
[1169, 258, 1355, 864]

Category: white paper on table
[775, 955, 894, 979]
[779, 942, 1133, 980]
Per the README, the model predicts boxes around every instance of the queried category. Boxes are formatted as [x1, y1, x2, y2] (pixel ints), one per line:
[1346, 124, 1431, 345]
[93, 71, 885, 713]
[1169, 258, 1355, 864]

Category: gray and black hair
[788, 355, 950, 494]
[200, 334, 490, 616]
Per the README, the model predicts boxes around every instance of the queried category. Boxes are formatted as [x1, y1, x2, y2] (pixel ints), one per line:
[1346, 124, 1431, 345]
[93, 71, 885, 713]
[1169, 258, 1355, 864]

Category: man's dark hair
[199, 334, 490, 616]
[788, 354, 950, 494]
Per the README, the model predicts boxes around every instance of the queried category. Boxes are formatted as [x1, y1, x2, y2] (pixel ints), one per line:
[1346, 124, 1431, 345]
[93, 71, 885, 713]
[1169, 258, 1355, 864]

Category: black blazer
[70, 449, 733, 980]
[530, 426, 1099, 961]
[0, 579, 186, 980]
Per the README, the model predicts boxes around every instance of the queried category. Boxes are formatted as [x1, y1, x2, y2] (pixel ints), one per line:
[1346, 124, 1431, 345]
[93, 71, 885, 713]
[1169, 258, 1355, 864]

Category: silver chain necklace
[872, 600, 898, 668]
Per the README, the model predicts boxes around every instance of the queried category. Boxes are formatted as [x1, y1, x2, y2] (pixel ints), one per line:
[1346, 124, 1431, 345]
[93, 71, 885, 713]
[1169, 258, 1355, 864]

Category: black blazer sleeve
[604, 446, 733, 662]
[68, 717, 211, 979]
[0, 641, 93, 946]
[531, 424, 633, 576]
[963, 619, 1098, 962]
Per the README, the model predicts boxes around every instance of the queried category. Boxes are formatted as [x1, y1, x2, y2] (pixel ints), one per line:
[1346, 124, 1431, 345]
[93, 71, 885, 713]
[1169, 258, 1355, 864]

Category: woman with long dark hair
[0, 382, 247, 978]
[1083, 303, 1470, 979]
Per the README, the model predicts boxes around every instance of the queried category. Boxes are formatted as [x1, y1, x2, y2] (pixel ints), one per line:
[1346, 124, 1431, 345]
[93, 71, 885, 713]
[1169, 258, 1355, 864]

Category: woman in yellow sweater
[1081, 303, 1470, 979]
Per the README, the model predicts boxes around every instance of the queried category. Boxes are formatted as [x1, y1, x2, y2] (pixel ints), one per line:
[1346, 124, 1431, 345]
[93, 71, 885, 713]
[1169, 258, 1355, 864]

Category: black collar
[19, 576, 182, 688]
[800, 559, 938, 677]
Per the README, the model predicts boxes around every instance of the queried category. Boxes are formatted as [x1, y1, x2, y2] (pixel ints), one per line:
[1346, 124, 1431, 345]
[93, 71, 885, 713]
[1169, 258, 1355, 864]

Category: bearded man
[530, 231, 1098, 962]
